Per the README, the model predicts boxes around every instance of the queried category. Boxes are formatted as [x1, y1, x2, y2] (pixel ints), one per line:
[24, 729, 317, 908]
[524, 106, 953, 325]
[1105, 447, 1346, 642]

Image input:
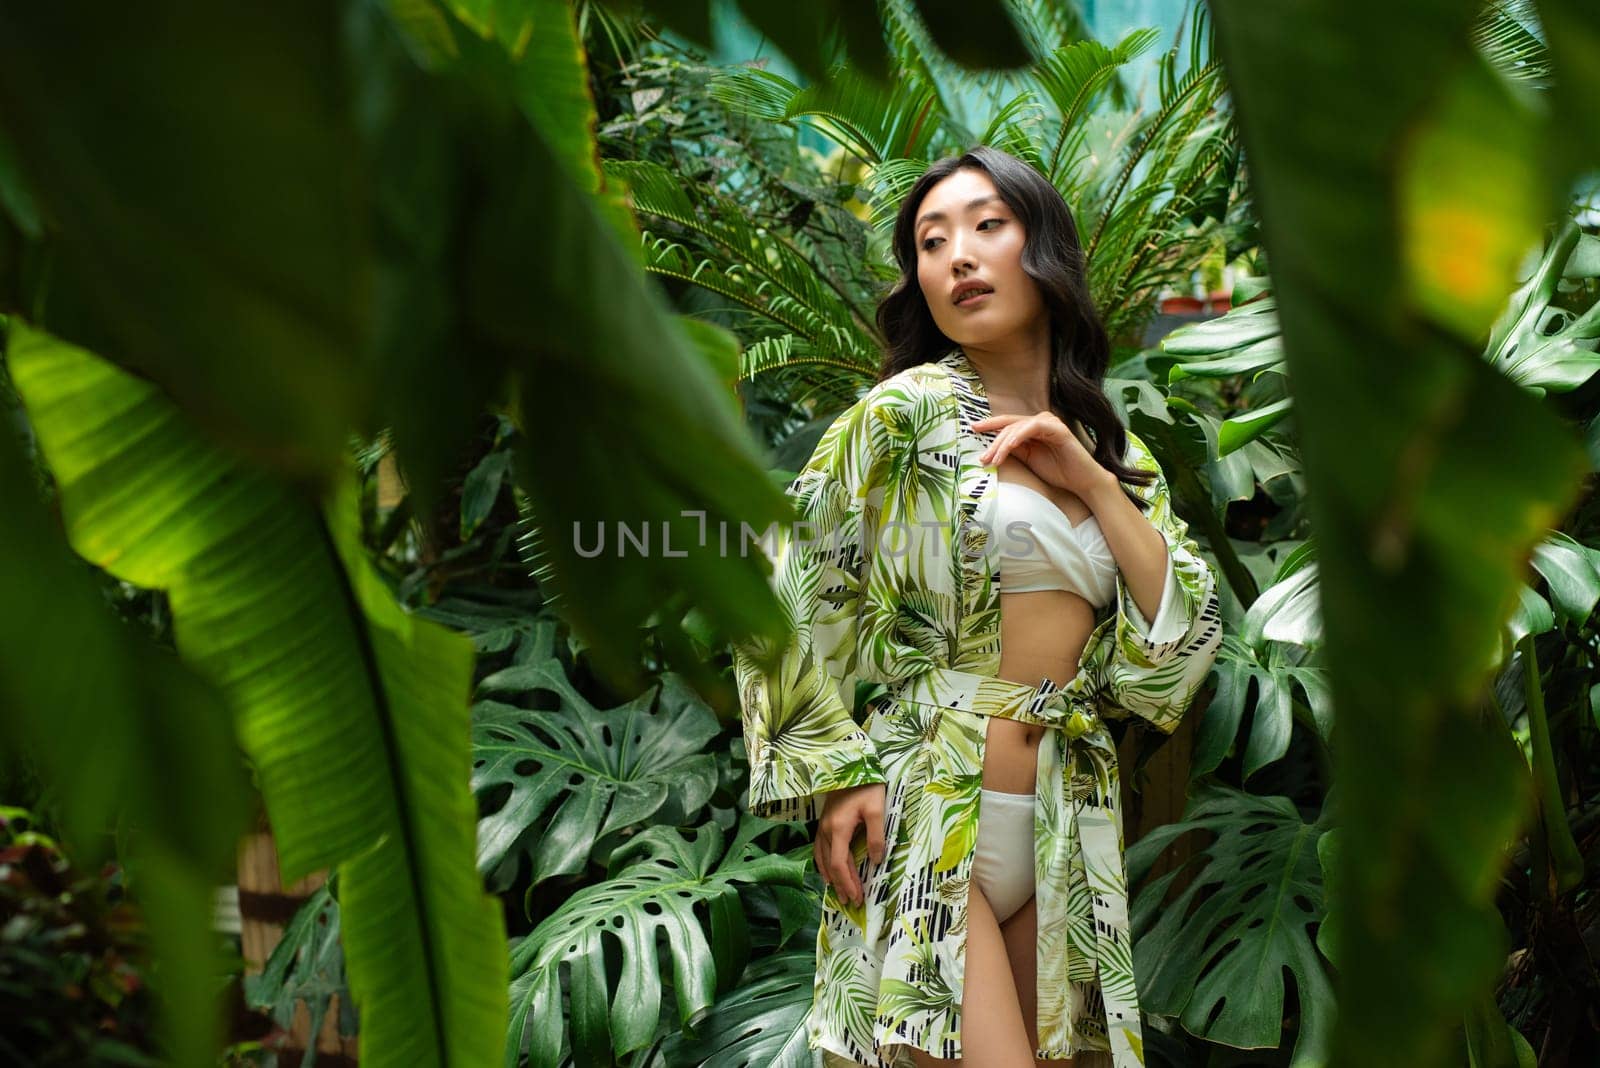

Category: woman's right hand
[815, 782, 887, 907]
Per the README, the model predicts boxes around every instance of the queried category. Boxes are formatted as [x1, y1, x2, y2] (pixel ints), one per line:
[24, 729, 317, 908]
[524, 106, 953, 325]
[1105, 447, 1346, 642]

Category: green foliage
[7, 326, 508, 1067]
[1163, 218, 1600, 445]
[0, 355, 247, 1067]
[7, 0, 1600, 1064]
[1206, 1, 1596, 1066]
[0, 807, 159, 1067]
[650, 948, 819, 1067]
[633, 0, 1034, 89]
[471, 625, 724, 893]
[506, 820, 809, 1067]
[243, 882, 356, 1067]
[612, 5, 1247, 415]
[0, 0, 795, 701]
[1129, 785, 1334, 1065]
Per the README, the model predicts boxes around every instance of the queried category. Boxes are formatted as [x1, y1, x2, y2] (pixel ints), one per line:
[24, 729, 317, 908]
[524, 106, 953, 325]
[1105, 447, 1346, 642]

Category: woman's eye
[921, 219, 1005, 251]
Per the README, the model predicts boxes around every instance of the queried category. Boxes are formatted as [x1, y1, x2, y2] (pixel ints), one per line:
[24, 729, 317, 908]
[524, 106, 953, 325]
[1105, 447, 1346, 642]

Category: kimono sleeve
[729, 397, 888, 823]
[1088, 429, 1223, 735]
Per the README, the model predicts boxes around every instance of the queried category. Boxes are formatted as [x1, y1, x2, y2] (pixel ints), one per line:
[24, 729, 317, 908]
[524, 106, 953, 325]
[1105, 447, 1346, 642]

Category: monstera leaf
[1165, 219, 1600, 451]
[1195, 544, 1331, 779]
[652, 948, 820, 1068]
[1197, 636, 1332, 781]
[413, 588, 554, 660]
[244, 883, 354, 1057]
[1494, 529, 1600, 669]
[470, 624, 722, 892]
[505, 818, 809, 1068]
[1486, 219, 1600, 397]
[1128, 784, 1334, 1065]
[1526, 529, 1600, 627]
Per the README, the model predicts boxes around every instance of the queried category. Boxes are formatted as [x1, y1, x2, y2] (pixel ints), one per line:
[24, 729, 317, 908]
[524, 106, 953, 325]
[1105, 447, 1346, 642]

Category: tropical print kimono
[731, 346, 1223, 1068]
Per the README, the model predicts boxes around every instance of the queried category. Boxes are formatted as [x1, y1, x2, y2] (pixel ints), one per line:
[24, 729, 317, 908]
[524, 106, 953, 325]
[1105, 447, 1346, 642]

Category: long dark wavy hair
[874, 144, 1154, 493]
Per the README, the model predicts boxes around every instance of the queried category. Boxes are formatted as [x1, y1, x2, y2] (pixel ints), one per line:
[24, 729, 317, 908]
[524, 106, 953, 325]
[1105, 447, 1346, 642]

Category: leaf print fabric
[732, 347, 1224, 1068]
[730, 395, 891, 824]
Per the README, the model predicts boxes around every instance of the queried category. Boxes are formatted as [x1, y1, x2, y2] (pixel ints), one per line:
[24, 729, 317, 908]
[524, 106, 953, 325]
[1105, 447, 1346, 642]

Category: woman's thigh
[1000, 893, 1076, 1066]
[1001, 894, 1040, 1049]
[908, 880, 1036, 1068]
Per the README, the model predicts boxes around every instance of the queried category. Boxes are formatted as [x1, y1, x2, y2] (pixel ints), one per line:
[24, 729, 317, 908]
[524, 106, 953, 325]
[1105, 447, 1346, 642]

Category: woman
[730, 145, 1223, 1068]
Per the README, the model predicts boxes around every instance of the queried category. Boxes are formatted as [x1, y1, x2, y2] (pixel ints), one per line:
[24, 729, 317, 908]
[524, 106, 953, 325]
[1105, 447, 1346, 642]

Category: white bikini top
[994, 479, 1189, 643]
[994, 480, 1118, 603]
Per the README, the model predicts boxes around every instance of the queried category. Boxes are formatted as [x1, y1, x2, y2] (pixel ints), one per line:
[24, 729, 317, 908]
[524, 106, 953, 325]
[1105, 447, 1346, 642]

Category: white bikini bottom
[973, 788, 1037, 923]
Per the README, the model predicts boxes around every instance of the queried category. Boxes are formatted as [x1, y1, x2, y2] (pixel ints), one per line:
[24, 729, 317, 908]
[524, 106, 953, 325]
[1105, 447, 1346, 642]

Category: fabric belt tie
[883, 666, 1146, 1068]
[885, 665, 1102, 737]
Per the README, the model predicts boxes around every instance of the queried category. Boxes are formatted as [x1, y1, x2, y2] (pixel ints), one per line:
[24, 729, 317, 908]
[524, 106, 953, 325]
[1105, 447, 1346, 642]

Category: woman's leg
[908, 878, 1037, 1068]
[1000, 894, 1074, 1066]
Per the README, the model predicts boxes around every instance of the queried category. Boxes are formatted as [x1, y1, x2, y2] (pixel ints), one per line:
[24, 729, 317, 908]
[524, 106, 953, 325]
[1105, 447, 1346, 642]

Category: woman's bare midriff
[982, 461, 1099, 795]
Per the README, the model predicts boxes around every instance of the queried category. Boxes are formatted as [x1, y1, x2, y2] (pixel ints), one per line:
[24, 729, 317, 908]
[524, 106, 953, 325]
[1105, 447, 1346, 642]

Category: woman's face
[913, 167, 1046, 348]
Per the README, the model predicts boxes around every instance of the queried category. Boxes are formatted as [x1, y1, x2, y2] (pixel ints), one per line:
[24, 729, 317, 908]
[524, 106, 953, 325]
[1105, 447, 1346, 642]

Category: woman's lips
[955, 290, 992, 308]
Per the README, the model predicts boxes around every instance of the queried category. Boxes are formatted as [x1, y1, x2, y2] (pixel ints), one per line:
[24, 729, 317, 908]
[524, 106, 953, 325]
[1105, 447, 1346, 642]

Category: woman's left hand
[973, 411, 1115, 497]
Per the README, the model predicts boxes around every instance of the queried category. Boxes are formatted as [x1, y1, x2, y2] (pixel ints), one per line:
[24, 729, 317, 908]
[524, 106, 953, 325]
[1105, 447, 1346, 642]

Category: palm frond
[1473, 0, 1550, 86]
[612, 158, 881, 377]
[707, 61, 946, 165]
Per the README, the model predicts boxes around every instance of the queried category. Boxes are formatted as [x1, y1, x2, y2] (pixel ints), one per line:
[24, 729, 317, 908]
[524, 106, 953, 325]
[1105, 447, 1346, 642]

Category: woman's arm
[1082, 471, 1181, 634]
[729, 396, 891, 822]
[1079, 431, 1223, 731]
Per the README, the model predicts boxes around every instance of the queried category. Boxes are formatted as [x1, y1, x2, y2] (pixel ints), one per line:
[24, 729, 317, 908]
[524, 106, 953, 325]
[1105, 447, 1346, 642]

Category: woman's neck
[961, 340, 1053, 414]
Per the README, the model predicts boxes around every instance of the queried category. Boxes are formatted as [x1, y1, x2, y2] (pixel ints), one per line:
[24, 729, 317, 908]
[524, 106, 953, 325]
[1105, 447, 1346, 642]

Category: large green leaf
[0, 379, 246, 1068]
[1489, 527, 1600, 669]
[1528, 529, 1600, 625]
[653, 947, 820, 1068]
[1196, 635, 1332, 782]
[407, 30, 799, 690]
[470, 623, 721, 891]
[7, 324, 507, 1067]
[1205, 2, 1585, 1065]
[1248, 549, 1319, 642]
[505, 818, 808, 1068]
[1128, 785, 1334, 1065]
[1485, 218, 1600, 397]
[1166, 215, 1600, 453]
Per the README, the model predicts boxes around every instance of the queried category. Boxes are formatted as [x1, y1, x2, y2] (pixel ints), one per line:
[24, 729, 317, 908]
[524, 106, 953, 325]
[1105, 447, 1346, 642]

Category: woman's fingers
[980, 415, 1040, 464]
[985, 422, 1028, 465]
[815, 824, 844, 900]
[867, 806, 886, 866]
[818, 788, 888, 906]
[829, 824, 860, 905]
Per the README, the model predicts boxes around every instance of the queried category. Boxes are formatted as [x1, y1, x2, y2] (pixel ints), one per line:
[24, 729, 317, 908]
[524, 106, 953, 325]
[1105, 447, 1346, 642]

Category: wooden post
[1119, 708, 1202, 891]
